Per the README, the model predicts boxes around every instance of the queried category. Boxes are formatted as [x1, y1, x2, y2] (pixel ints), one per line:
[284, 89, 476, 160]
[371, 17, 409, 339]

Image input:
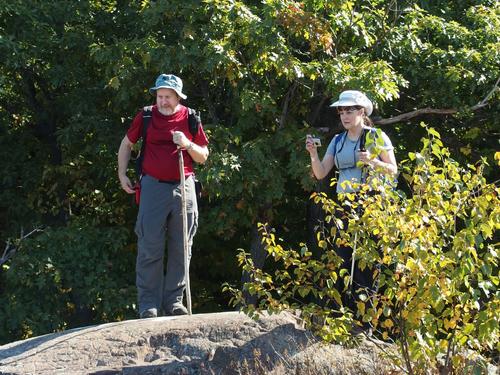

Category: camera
[307, 135, 321, 147]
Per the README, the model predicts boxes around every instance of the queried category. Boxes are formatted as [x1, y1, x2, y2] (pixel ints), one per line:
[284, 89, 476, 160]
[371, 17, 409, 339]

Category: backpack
[332, 127, 397, 188]
[331, 127, 378, 186]
[331, 127, 376, 159]
[135, 106, 201, 178]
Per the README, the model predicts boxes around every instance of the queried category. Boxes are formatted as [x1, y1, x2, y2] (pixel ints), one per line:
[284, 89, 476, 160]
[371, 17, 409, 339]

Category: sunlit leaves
[231, 128, 499, 373]
[2, 0, 499, 352]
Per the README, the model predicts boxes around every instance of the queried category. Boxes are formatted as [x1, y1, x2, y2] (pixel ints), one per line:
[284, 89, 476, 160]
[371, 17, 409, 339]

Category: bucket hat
[330, 90, 373, 116]
[149, 74, 187, 99]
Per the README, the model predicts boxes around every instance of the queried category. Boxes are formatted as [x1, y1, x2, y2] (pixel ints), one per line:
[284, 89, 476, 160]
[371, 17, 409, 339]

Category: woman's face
[337, 106, 364, 130]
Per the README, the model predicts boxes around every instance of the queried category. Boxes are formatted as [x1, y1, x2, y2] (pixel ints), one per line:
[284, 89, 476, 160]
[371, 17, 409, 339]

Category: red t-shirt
[127, 105, 209, 181]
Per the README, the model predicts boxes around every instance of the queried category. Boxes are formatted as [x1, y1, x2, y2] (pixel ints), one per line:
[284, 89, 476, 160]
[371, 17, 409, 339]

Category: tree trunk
[241, 223, 269, 306]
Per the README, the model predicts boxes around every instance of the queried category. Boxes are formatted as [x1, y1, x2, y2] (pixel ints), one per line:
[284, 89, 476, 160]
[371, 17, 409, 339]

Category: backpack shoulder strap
[140, 105, 153, 155]
[360, 127, 378, 152]
[142, 105, 153, 139]
[135, 106, 153, 178]
[333, 131, 346, 157]
[187, 107, 201, 138]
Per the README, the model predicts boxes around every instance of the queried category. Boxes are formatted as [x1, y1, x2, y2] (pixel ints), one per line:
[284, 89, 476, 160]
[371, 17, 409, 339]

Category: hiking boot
[165, 305, 188, 316]
[351, 323, 373, 337]
[140, 308, 158, 319]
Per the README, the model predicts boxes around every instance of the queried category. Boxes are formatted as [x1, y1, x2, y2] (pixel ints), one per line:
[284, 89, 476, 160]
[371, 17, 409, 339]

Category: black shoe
[351, 323, 373, 337]
[165, 305, 188, 316]
[140, 308, 158, 319]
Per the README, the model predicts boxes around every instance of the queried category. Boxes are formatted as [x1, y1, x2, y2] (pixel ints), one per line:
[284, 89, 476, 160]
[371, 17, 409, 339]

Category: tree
[0, 0, 498, 343]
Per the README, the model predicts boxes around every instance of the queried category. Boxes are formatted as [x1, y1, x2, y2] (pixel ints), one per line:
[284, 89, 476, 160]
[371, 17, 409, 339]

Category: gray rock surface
[0, 311, 392, 374]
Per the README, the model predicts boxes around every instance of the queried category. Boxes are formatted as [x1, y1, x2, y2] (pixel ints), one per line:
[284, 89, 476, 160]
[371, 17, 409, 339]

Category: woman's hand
[358, 150, 372, 164]
[306, 135, 334, 180]
[305, 135, 319, 157]
[359, 149, 398, 176]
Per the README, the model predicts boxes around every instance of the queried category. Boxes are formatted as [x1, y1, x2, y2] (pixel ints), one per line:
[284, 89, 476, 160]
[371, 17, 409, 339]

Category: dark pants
[331, 196, 379, 315]
[134, 175, 198, 315]
[335, 242, 378, 314]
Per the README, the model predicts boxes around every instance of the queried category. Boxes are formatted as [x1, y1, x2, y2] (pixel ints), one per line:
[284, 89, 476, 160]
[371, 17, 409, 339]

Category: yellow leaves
[438, 277, 451, 298]
[443, 318, 457, 330]
[230, 133, 499, 366]
[107, 76, 120, 90]
[297, 286, 310, 298]
[427, 127, 441, 139]
[401, 309, 421, 325]
[398, 289, 408, 302]
[495, 151, 500, 165]
[408, 286, 418, 299]
[439, 339, 449, 351]
[468, 246, 479, 262]
[330, 226, 337, 239]
[140, 0, 150, 11]
[431, 144, 442, 157]
[357, 301, 366, 316]
[406, 258, 424, 275]
[276, 2, 334, 54]
[329, 271, 338, 283]
[460, 145, 472, 156]
[382, 318, 394, 329]
[382, 254, 392, 264]
[329, 288, 342, 307]
[480, 223, 493, 239]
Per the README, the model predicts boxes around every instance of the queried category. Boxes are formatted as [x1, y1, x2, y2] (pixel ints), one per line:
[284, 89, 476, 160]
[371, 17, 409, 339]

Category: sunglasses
[336, 106, 363, 115]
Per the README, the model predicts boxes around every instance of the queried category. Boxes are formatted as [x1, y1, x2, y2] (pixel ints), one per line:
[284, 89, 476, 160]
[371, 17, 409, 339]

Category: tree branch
[374, 77, 499, 125]
[0, 227, 43, 266]
[374, 108, 458, 125]
[279, 81, 298, 129]
[309, 96, 328, 126]
[474, 76, 500, 108]
[200, 79, 220, 125]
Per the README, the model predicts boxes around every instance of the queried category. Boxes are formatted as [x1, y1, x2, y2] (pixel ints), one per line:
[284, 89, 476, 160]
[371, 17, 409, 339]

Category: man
[118, 74, 209, 318]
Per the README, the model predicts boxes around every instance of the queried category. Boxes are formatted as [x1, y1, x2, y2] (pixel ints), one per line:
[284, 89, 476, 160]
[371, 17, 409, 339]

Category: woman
[305, 90, 397, 330]
[306, 90, 397, 190]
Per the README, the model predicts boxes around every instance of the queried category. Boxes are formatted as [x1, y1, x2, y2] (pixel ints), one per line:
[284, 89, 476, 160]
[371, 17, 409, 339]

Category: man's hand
[172, 131, 192, 149]
[119, 174, 135, 194]
[118, 135, 136, 193]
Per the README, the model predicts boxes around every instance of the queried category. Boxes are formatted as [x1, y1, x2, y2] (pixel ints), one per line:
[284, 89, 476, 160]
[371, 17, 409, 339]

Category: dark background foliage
[0, 0, 498, 344]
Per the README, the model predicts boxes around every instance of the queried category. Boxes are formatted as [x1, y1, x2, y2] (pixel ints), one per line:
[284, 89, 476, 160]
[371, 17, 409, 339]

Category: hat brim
[149, 86, 187, 99]
[329, 99, 359, 108]
[330, 99, 373, 116]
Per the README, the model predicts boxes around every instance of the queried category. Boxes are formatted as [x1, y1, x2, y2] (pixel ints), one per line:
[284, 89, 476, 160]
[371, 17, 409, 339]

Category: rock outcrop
[0, 311, 392, 374]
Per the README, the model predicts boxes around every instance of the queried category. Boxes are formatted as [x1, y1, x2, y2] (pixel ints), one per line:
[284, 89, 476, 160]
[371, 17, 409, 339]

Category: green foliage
[0, 225, 136, 343]
[1, 0, 498, 344]
[227, 128, 499, 373]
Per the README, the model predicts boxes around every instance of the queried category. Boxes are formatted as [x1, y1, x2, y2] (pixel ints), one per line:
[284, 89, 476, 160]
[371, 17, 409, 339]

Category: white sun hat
[330, 90, 373, 116]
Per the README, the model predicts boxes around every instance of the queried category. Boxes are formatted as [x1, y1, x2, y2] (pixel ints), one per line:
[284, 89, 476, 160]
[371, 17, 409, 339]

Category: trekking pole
[349, 231, 358, 292]
[178, 147, 192, 315]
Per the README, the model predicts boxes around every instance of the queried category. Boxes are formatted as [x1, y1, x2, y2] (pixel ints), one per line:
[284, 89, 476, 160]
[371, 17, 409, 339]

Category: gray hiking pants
[135, 174, 198, 315]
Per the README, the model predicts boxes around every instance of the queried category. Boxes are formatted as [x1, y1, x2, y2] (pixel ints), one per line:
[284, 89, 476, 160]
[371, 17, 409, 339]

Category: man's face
[156, 88, 180, 114]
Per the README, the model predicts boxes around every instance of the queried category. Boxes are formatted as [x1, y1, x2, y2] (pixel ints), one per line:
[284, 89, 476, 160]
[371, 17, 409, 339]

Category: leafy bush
[226, 127, 499, 374]
[0, 225, 136, 344]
